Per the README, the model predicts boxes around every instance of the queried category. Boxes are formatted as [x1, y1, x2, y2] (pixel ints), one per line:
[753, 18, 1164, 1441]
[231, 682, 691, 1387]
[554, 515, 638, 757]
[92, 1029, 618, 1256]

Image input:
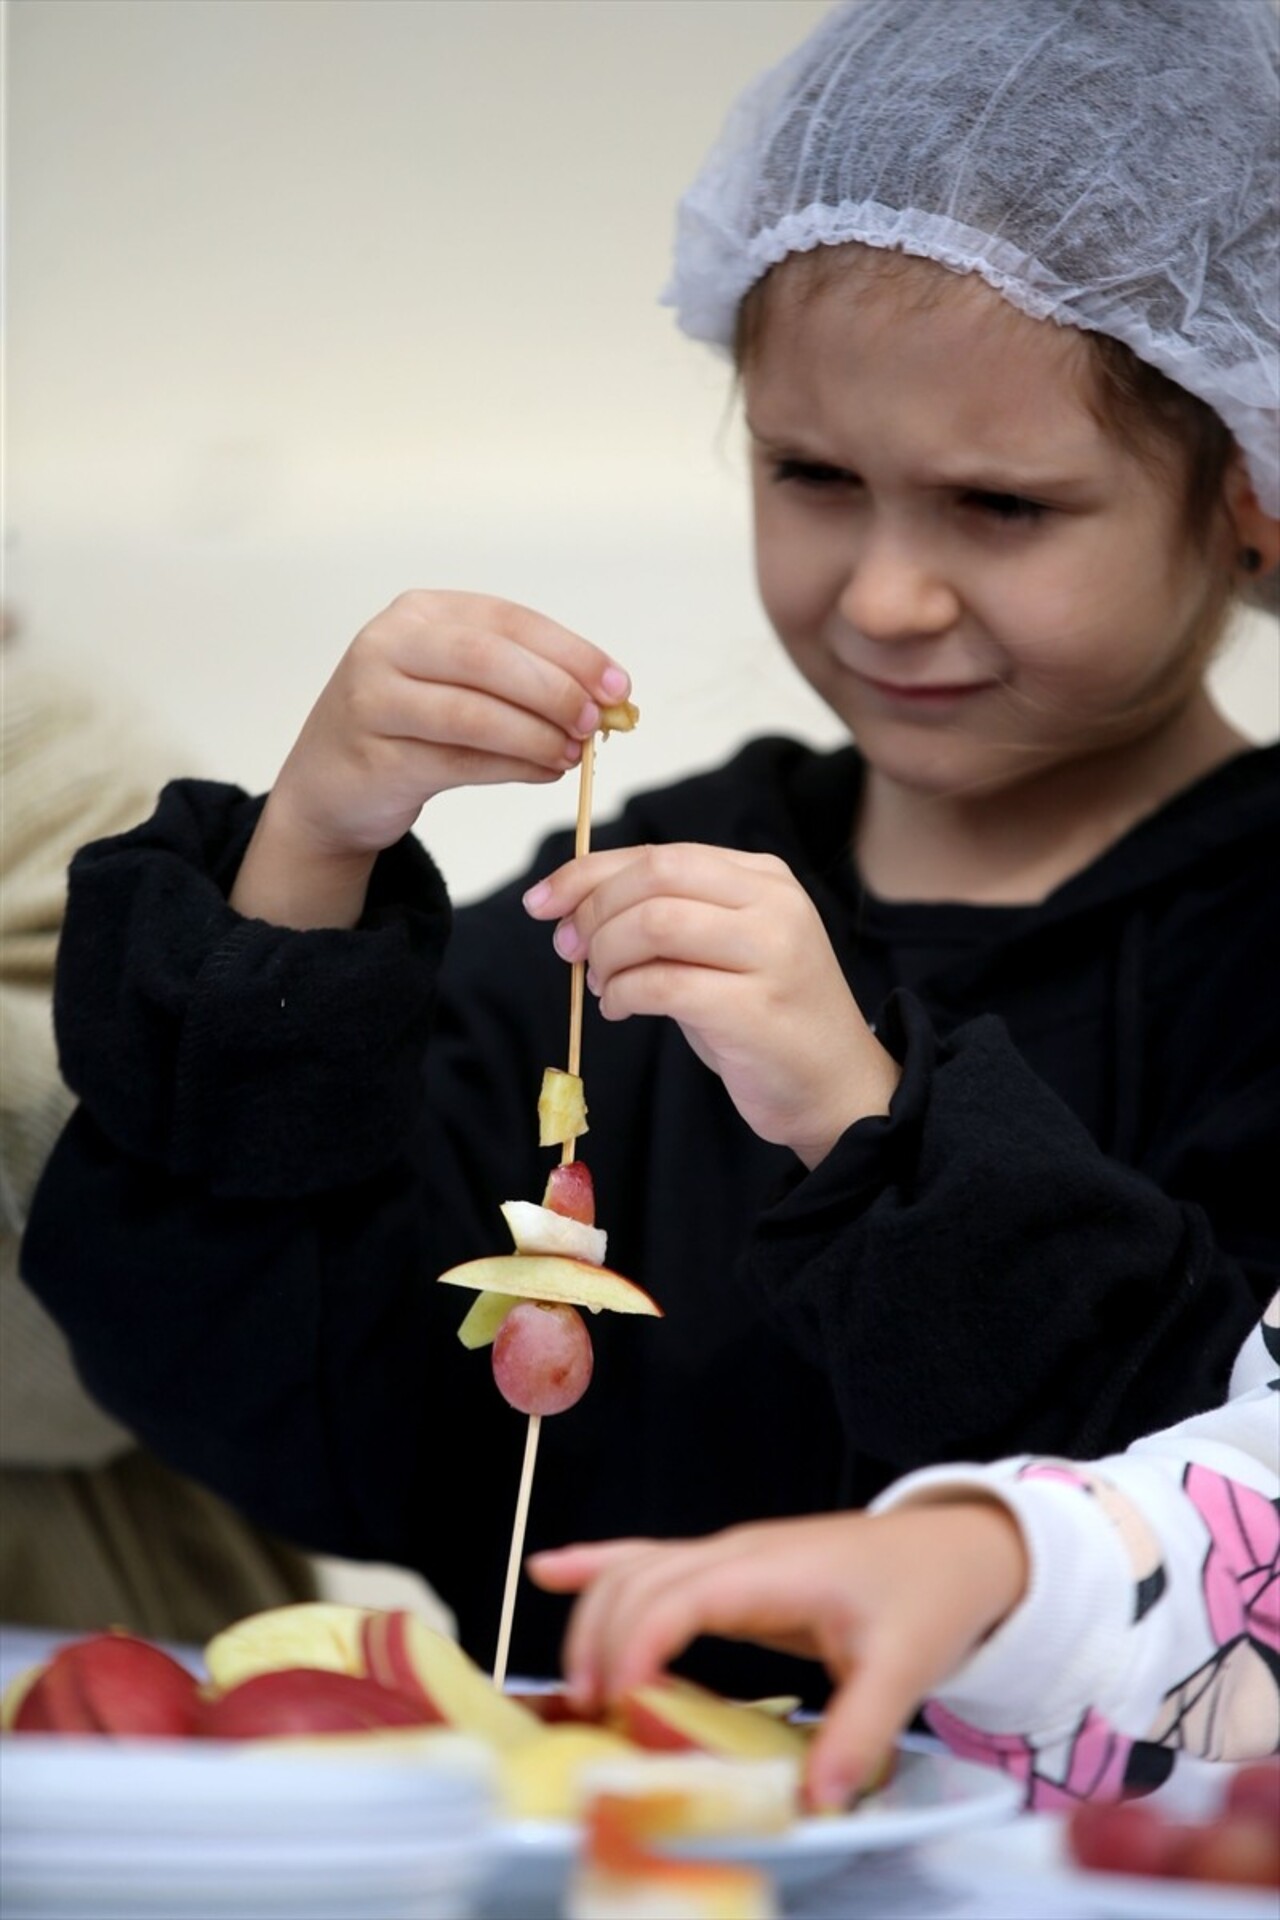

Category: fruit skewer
[493, 729, 595, 1689]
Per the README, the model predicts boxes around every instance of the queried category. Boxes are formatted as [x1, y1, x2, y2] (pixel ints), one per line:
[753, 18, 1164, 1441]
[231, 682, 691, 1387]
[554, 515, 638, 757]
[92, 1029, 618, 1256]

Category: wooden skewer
[563, 731, 595, 1158]
[493, 734, 597, 1685]
[492, 1412, 541, 1690]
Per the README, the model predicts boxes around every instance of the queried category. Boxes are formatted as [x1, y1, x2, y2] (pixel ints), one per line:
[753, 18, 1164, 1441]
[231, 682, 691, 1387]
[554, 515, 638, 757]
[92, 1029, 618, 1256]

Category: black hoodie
[24, 736, 1280, 1698]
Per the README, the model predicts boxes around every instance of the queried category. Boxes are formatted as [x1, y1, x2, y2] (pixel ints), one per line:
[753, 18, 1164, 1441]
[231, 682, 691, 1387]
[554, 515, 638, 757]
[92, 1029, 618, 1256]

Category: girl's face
[744, 258, 1232, 801]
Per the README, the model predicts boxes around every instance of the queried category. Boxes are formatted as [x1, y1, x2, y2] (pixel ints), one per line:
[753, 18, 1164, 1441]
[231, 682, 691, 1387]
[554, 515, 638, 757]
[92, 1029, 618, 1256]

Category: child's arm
[523, 843, 900, 1167]
[230, 591, 630, 929]
[533, 1294, 1280, 1810]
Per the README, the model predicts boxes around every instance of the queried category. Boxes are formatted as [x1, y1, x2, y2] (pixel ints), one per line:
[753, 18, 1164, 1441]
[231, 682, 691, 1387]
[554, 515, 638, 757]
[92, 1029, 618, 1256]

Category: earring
[1239, 547, 1263, 574]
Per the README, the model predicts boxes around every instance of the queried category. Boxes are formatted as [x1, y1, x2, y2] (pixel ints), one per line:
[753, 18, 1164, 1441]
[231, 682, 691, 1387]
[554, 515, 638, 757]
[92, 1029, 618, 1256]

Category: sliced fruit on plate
[204, 1601, 369, 1690]
[499, 1724, 639, 1819]
[568, 1792, 777, 1920]
[581, 1753, 799, 1836]
[7, 1632, 201, 1738]
[438, 1253, 662, 1318]
[359, 1610, 543, 1750]
[198, 1667, 434, 1739]
[617, 1679, 811, 1765]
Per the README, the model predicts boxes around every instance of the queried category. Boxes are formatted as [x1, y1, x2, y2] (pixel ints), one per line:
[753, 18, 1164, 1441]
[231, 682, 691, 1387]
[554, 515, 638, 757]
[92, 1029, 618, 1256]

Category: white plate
[0, 1734, 499, 1920]
[482, 1742, 1021, 1913]
[922, 1812, 1280, 1920]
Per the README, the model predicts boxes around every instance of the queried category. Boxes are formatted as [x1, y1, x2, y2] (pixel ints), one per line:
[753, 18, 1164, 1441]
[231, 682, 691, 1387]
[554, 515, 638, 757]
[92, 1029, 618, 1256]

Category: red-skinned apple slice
[437, 1253, 661, 1318]
[618, 1680, 810, 1766]
[572, 1793, 775, 1919]
[198, 1667, 433, 1739]
[10, 1633, 200, 1737]
[359, 1611, 542, 1751]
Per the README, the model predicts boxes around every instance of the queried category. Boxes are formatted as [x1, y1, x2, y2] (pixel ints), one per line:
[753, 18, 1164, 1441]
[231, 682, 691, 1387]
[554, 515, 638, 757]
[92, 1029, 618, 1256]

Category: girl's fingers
[380, 592, 629, 722]
[524, 844, 789, 932]
[803, 1653, 921, 1812]
[381, 679, 584, 775]
[526, 1539, 658, 1590]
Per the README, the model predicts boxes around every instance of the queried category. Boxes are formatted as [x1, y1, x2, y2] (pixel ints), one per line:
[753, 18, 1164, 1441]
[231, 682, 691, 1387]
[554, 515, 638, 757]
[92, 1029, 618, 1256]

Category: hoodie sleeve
[744, 989, 1268, 1472]
[870, 1297, 1280, 1806]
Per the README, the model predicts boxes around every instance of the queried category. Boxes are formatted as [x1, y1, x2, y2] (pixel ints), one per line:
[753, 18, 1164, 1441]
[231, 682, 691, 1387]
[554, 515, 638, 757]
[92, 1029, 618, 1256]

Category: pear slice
[500, 1199, 607, 1266]
[438, 1253, 661, 1317]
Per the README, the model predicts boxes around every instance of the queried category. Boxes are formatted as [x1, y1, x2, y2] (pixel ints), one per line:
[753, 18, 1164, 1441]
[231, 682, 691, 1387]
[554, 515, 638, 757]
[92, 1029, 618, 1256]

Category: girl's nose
[837, 538, 960, 643]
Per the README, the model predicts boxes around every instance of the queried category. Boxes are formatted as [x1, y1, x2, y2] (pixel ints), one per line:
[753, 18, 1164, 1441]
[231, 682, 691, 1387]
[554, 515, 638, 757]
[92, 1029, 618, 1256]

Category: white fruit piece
[437, 1252, 662, 1318]
[500, 1199, 607, 1266]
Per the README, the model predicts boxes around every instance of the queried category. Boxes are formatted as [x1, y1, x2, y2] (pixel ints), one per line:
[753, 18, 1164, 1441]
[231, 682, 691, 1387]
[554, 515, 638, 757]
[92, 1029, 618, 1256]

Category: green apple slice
[438, 1253, 661, 1318]
[456, 1291, 517, 1350]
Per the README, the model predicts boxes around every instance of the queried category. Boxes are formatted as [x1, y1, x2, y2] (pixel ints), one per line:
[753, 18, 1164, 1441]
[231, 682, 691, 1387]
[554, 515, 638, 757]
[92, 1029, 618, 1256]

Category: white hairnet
[666, 0, 1280, 520]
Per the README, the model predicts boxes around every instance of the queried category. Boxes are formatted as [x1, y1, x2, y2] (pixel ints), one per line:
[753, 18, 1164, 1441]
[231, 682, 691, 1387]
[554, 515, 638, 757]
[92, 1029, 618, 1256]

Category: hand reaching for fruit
[522, 842, 901, 1168]
[530, 1504, 1029, 1813]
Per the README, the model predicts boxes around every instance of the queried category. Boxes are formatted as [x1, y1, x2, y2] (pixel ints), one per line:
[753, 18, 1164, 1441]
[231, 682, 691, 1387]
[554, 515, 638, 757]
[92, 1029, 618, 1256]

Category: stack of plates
[1, 1732, 498, 1919]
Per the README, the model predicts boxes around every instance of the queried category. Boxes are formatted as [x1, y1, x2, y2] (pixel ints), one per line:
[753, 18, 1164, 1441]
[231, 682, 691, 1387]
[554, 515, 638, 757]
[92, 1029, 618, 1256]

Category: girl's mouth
[853, 672, 998, 708]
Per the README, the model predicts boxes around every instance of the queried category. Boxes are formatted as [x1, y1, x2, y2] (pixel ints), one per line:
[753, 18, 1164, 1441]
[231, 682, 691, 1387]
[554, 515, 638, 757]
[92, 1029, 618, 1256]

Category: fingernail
[563, 738, 583, 765]
[601, 666, 629, 699]
[575, 701, 600, 736]
[586, 967, 600, 995]
[523, 881, 551, 911]
[553, 922, 585, 960]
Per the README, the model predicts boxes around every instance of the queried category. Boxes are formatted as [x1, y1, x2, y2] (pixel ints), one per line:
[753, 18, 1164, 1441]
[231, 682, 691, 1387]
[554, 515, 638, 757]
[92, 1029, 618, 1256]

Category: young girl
[532, 1289, 1280, 1812]
[24, 0, 1280, 1747]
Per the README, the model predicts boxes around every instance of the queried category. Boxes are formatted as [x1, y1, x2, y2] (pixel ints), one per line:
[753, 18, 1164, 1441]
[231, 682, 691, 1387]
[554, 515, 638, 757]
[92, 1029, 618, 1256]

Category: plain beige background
[5, 0, 1277, 1617]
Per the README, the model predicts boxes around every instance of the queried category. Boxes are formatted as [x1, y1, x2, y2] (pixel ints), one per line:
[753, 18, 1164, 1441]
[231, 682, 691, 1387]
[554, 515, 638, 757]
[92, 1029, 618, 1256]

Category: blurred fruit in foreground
[1067, 1765, 1280, 1890]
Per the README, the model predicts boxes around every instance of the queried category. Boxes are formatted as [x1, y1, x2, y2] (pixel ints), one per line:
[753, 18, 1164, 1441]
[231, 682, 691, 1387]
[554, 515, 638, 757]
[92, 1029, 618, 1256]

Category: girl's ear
[1223, 453, 1280, 583]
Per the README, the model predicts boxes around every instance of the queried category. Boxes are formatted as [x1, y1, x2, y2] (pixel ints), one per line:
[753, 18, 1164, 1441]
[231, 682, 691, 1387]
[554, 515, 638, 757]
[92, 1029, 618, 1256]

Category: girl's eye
[965, 490, 1045, 524]
[768, 457, 857, 491]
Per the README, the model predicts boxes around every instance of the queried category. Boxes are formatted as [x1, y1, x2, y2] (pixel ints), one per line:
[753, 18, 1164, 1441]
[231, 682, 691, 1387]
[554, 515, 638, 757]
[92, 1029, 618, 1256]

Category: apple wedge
[617, 1680, 811, 1766]
[570, 1793, 776, 1920]
[456, 1290, 517, 1350]
[8, 1633, 201, 1737]
[360, 1611, 542, 1751]
[438, 1253, 661, 1318]
[581, 1754, 799, 1835]
[499, 1724, 639, 1820]
[204, 1601, 370, 1691]
[199, 1668, 434, 1739]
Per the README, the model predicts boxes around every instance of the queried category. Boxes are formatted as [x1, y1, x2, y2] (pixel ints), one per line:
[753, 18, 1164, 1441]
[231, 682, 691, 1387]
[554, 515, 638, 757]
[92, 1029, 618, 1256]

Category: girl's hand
[528, 1503, 1028, 1812]
[231, 591, 630, 928]
[523, 844, 899, 1165]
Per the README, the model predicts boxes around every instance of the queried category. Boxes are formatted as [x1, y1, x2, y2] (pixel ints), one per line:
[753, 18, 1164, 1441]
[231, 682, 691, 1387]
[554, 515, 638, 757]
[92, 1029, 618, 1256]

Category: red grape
[491, 1301, 594, 1415]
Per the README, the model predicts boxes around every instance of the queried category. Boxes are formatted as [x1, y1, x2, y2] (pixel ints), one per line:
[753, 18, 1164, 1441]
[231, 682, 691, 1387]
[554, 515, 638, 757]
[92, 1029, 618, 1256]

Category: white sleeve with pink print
[872, 1292, 1280, 1809]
